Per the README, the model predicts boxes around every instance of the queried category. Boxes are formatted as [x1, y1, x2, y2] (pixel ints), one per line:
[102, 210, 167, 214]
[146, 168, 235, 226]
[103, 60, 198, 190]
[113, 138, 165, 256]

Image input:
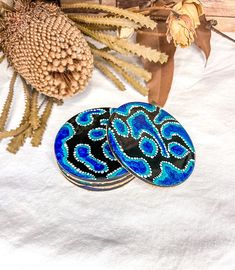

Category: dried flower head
[174, 0, 204, 28]
[0, 0, 93, 99]
[167, 13, 196, 47]
[167, 0, 204, 47]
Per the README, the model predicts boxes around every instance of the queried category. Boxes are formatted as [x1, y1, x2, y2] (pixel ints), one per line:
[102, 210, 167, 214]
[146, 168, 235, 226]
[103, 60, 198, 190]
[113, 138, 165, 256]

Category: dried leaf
[91, 47, 152, 81]
[0, 78, 31, 140]
[194, 15, 211, 61]
[0, 123, 29, 139]
[69, 14, 138, 29]
[78, 24, 168, 63]
[29, 89, 40, 130]
[115, 37, 168, 63]
[62, 2, 157, 29]
[107, 60, 149, 96]
[31, 98, 54, 147]
[7, 131, 28, 154]
[94, 60, 126, 91]
[137, 22, 176, 106]
[0, 72, 17, 131]
[76, 24, 127, 54]
[5, 77, 31, 153]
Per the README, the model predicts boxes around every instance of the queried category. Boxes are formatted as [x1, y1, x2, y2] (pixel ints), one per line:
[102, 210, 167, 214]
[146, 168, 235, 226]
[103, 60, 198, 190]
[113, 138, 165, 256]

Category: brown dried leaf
[137, 22, 176, 107]
[194, 15, 211, 61]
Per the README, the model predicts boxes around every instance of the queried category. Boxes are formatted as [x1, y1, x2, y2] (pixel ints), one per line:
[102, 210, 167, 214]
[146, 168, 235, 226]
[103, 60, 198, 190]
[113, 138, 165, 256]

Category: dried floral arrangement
[0, 0, 233, 153]
[0, 0, 167, 153]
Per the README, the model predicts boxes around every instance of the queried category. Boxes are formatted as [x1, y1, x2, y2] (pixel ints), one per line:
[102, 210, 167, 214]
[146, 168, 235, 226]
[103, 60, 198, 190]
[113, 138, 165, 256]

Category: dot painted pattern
[54, 108, 128, 181]
[107, 102, 195, 187]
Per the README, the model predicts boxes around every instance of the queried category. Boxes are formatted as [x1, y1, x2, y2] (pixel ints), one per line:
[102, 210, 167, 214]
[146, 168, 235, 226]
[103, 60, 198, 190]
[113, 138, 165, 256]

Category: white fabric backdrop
[0, 33, 235, 270]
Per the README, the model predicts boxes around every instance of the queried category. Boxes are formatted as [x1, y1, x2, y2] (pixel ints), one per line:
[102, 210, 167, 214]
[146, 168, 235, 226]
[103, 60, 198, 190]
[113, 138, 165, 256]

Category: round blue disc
[54, 108, 128, 181]
[107, 102, 196, 187]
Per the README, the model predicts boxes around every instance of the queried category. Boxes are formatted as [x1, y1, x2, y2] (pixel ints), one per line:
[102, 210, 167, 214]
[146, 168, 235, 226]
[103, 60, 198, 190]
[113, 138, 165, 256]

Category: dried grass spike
[62, 3, 156, 29]
[107, 60, 149, 96]
[91, 47, 152, 81]
[31, 98, 54, 147]
[0, 71, 17, 131]
[114, 38, 168, 63]
[29, 89, 40, 130]
[77, 25, 167, 63]
[94, 60, 125, 91]
[69, 14, 137, 29]
[0, 123, 29, 140]
[0, 77, 31, 141]
[7, 131, 28, 154]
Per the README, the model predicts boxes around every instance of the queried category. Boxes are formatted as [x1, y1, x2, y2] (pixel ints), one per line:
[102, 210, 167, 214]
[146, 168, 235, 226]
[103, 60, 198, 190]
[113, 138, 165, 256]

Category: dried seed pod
[0, 1, 93, 99]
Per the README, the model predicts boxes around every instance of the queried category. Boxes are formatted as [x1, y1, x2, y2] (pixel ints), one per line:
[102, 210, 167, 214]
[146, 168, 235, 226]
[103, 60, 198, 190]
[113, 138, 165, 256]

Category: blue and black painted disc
[60, 168, 134, 192]
[107, 102, 196, 187]
[58, 163, 133, 187]
[54, 108, 128, 182]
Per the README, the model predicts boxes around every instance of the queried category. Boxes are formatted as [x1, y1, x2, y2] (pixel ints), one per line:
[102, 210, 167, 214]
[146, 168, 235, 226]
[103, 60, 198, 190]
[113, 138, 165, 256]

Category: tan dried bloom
[167, 13, 196, 47]
[167, 0, 204, 47]
[174, 0, 204, 28]
[0, 1, 93, 99]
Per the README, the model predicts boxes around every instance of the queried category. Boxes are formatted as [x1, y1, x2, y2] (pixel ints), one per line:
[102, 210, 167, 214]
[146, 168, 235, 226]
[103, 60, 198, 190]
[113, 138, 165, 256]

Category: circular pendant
[54, 108, 129, 184]
[107, 102, 196, 187]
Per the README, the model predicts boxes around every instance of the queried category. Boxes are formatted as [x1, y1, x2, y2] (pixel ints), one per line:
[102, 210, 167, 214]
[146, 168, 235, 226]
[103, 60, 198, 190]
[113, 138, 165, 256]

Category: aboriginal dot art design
[107, 102, 195, 187]
[54, 108, 128, 181]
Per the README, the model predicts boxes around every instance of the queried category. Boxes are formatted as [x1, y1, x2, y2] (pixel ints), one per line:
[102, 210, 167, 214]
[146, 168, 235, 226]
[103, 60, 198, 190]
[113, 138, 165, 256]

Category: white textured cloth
[0, 33, 235, 270]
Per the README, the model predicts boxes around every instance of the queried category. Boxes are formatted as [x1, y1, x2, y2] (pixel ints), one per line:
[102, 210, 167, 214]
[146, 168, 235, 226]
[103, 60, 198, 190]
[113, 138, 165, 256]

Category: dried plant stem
[29, 89, 40, 130]
[107, 60, 149, 96]
[6, 77, 32, 153]
[91, 47, 152, 81]
[76, 24, 126, 54]
[94, 60, 125, 91]
[0, 122, 29, 140]
[62, 2, 157, 29]
[7, 130, 28, 154]
[77, 24, 167, 63]
[211, 26, 235, 43]
[0, 71, 17, 132]
[69, 14, 138, 29]
[128, 5, 172, 14]
[31, 98, 54, 147]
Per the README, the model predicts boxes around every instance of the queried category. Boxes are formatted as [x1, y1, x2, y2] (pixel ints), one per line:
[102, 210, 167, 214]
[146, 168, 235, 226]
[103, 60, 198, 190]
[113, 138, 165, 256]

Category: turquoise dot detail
[102, 141, 115, 161]
[74, 144, 108, 173]
[168, 142, 188, 159]
[76, 109, 106, 126]
[107, 129, 152, 178]
[139, 137, 158, 158]
[153, 160, 195, 186]
[88, 128, 106, 141]
[113, 118, 129, 137]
